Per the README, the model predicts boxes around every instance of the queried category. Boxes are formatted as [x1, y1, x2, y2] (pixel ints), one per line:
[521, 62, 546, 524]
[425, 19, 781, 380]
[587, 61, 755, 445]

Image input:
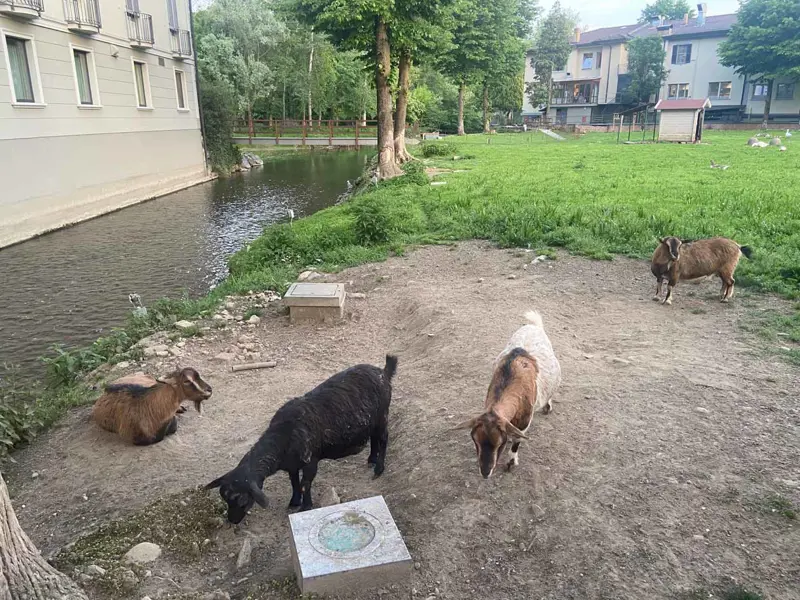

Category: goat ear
[660, 237, 669, 245]
[205, 476, 224, 490]
[157, 375, 178, 386]
[453, 417, 477, 431]
[504, 422, 529, 441]
[250, 482, 268, 507]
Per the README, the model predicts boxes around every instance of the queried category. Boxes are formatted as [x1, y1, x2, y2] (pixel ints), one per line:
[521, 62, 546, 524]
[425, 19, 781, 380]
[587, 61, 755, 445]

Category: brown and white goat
[652, 236, 752, 305]
[92, 367, 212, 445]
[456, 311, 561, 478]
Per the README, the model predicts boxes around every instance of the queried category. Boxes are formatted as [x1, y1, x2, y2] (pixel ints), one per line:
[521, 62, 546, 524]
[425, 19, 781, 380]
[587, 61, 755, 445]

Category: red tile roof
[655, 98, 712, 110]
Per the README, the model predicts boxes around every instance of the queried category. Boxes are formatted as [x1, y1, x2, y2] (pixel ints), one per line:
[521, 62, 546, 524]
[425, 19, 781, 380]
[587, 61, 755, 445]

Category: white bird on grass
[786, 129, 793, 138]
[370, 174, 379, 186]
[287, 208, 295, 226]
[710, 159, 729, 170]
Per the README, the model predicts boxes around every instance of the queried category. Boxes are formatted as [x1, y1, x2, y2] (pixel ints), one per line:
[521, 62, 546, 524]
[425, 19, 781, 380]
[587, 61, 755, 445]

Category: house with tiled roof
[524, 3, 799, 125]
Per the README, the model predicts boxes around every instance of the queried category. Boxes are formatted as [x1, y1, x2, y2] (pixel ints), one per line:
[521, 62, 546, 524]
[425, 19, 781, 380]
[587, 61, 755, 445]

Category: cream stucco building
[527, 3, 800, 126]
[0, 0, 210, 248]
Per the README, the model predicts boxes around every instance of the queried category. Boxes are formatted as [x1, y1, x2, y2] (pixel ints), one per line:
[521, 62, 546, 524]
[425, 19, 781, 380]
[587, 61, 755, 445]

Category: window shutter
[126, 0, 140, 13]
[167, 0, 178, 31]
[671, 45, 678, 64]
[596, 51, 602, 69]
[685, 45, 692, 63]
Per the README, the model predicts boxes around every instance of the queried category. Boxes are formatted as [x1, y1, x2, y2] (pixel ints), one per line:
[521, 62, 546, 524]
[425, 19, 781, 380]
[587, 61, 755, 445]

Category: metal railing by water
[63, 0, 101, 28]
[126, 10, 154, 45]
[550, 94, 599, 105]
[233, 118, 382, 147]
[170, 29, 192, 57]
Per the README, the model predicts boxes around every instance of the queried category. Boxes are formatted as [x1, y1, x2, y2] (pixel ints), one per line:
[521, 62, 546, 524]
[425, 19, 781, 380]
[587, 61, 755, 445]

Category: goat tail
[523, 310, 544, 328]
[383, 354, 399, 382]
[739, 245, 753, 259]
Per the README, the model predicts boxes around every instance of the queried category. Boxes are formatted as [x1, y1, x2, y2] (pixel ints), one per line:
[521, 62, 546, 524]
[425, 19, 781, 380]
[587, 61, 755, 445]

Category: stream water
[0, 151, 367, 377]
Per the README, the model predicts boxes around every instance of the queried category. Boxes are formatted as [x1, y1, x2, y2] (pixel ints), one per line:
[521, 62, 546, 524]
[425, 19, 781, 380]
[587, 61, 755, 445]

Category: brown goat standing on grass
[652, 237, 752, 305]
[456, 311, 561, 478]
[92, 368, 212, 446]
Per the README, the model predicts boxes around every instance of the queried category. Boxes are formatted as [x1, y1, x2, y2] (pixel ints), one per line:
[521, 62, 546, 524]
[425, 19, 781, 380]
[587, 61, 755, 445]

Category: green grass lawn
[232, 131, 800, 299]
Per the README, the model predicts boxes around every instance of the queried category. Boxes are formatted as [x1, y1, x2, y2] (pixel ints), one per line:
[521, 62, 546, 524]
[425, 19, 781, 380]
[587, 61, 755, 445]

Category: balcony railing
[170, 29, 192, 58]
[126, 10, 154, 47]
[551, 93, 599, 105]
[63, 0, 101, 32]
[0, 0, 44, 17]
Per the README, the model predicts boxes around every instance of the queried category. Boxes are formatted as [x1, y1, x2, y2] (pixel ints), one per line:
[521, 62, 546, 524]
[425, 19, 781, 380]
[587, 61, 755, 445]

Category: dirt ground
[6, 242, 800, 600]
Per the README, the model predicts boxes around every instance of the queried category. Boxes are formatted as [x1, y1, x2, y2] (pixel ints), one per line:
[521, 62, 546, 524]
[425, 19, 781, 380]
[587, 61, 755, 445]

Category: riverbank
[6, 242, 799, 600]
[2, 131, 799, 459]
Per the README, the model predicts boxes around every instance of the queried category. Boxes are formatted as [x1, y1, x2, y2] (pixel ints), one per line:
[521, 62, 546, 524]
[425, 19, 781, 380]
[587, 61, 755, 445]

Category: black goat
[206, 355, 398, 523]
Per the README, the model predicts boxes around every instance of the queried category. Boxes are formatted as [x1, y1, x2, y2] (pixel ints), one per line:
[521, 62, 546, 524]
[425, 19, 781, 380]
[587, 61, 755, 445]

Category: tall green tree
[526, 1, 577, 113]
[718, 0, 800, 125]
[624, 36, 668, 104]
[639, 0, 696, 23]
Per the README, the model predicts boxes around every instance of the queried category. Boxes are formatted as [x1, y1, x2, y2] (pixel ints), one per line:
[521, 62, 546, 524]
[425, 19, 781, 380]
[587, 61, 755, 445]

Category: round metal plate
[308, 510, 384, 559]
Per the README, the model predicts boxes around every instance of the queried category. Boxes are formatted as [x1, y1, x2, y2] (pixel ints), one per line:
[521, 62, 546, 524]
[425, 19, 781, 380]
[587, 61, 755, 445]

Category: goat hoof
[542, 404, 552, 415]
[652, 296, 661, 302]
[373, 465, 385, 478]
[176, 405, 188, 414]
[299, 504, 313, 512]
[505, 460, 516, 472]
[367, 455, 376, 466]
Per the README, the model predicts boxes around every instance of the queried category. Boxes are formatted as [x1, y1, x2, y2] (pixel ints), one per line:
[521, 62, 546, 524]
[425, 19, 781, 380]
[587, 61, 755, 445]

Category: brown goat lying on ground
[92, 368, 212, 445]
[652, 236, 752, 305]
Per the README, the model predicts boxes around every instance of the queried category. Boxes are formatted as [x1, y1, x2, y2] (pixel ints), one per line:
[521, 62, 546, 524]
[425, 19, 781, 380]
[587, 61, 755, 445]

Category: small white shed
[655, 98, 712, 143]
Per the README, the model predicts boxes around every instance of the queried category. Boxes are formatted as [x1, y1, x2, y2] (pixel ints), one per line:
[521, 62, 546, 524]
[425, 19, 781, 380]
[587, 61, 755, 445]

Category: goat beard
[194, 400, 203, 415]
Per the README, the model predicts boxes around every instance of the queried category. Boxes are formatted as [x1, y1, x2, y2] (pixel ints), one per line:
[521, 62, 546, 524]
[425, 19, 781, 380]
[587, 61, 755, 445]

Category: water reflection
[0, 151, 367, 375]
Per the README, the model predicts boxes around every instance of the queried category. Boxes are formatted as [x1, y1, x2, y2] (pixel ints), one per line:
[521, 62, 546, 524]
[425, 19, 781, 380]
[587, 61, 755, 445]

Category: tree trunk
[362, 110, 367, 127]
[394, 49, 413, 163]
[375, 16, 401, 179]
[308, 29, 314, 125]
[457, 79, 466, 136]
[0, 474, 89, 600]
[762, 79, 773, 127]
[282, 79, 286, 121]
[482, 81, 490, 134]
[247, 105, 254, 144]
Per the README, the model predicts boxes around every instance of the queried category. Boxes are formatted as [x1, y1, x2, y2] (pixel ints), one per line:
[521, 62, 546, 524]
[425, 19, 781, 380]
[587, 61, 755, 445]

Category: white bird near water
[287, 208, 295, 226]
[128, 293, 147, 319]
[370, 174, 379, 186]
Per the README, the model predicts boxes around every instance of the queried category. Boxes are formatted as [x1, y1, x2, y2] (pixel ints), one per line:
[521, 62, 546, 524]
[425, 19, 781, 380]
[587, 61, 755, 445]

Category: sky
[538, 0, 741, 29]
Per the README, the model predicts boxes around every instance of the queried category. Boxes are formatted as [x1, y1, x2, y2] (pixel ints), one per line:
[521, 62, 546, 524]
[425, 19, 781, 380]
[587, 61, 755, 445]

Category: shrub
[199, 77, 240, 173]
[0, 368, 39, 458]
[421, 142, 458, 157]
[352, 199, 393, 245]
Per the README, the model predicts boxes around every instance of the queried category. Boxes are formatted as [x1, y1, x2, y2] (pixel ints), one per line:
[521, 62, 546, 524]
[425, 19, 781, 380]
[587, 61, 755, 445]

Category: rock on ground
[123, 542, 162, 565]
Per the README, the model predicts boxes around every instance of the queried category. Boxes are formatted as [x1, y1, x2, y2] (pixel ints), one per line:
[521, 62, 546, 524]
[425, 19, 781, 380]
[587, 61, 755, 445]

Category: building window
[167, 0, 179, 31]
[71, 48, 99, 106]
[751, 83, 770, 99]
[776, 83, 795, 100]
[174, 69, 187, 109]
[132, 59, 151, 108]
[708, 81, 732, 99]
[671, 44, 692, 65]
[3, 33, 44, 105]
[596, 51, 602, 69]
[582, 53, 593, 69]
[668, 83, 690, 99]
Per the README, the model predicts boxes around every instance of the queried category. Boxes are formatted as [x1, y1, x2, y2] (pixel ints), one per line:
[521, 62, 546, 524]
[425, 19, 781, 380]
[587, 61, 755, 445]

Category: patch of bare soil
[5, 242, 799, 600]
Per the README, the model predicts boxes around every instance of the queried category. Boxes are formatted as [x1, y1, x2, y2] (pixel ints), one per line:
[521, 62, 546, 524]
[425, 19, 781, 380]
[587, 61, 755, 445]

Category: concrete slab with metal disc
[283, 282, 345, 323]
[289, 495, 412, 595]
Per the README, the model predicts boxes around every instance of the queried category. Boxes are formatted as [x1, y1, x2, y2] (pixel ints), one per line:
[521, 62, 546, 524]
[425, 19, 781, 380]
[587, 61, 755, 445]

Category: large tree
[624, 36, 668, 104]
[526, 1, 577, 113]
[639, 0, 696, 23]
[1, 473, 89, 599]
[718, 0, 800, 125]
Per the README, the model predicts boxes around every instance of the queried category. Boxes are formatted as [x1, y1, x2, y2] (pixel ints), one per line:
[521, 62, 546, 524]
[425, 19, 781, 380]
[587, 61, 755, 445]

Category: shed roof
[655, 98, 712, 110]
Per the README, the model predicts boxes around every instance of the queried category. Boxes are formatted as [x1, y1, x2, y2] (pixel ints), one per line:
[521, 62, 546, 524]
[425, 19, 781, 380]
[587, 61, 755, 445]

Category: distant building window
[708, 81, 732, 99]
[751, 83, 770, 99]
[4, 35, 36, 103]
[73, 49, 94, 105]
[582, 53, 593, 69]
[776, 83, 795, 100]
[668, 83, 690, 99]
[174, 69, 187, 109]
[132, 59, 151, 107]
[596, 51, 602, 69]
[671, 44, 692, 65]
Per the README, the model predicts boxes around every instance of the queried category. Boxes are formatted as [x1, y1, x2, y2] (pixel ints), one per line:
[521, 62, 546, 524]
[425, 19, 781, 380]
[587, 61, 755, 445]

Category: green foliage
[199, 77, 241, 172]
[421, 142, 458, 157]
[526, 1, 578, 108]
[639, 0, 696, 23]
[0, 368, 39, 458]
[624, 36, 668, 103]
